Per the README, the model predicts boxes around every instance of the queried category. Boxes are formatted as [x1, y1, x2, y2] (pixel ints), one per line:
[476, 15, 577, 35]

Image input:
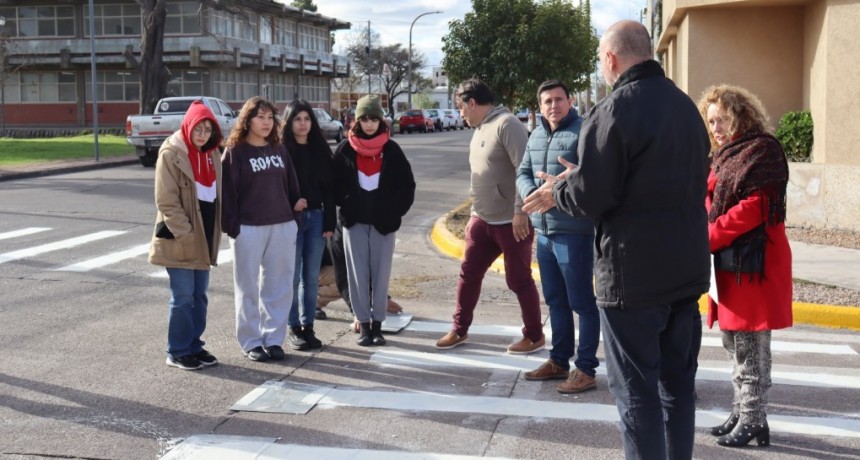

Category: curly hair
[225, 96, 281, 148]
[698, 84, 771, 152]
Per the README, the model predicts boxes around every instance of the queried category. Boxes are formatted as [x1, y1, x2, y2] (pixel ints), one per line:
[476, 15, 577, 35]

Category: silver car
[313, 108, 345, 143]
[443, 109, 465, 130]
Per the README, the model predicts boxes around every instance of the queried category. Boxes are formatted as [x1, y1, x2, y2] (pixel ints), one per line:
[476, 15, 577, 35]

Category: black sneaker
[288, 327, 309, 351]
[303, 325, 323, 349]
[166, 355, 204, 370]
[265, 345, 287, 361]
[194, 349, 218, 367]
[314, 309, 327, 320]
[245, 346, 269, 362]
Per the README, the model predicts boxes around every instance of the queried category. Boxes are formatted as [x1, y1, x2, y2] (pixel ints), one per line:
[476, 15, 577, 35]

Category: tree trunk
[138, 0, 169, 115]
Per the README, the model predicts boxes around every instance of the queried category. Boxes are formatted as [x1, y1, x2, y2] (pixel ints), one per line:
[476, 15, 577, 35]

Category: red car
[398, 109, 435, 134]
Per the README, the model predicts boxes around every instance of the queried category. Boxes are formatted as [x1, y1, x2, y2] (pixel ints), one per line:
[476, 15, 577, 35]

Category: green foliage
[412, 93, 433, 109]
[775, 110, 814, 162]
[0, 135, 132, 166]
[442, 0, 598, 110]
[290, 0, 318, 12]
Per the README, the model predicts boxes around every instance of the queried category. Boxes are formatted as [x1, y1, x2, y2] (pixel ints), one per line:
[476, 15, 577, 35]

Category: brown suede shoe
[524, 359, 568, 381]
[435, 331, 468, 349]
[507, 336, 546, 355]
[557, 368, 597, 394]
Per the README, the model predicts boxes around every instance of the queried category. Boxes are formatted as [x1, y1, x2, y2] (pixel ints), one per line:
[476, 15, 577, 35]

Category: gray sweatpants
[231, 221, 297, 352]
[343, 223, 395, 323]
[722, 329, 773, 425]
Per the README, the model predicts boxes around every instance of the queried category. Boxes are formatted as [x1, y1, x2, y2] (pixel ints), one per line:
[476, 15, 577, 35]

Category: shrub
[775, 110, 813, 162]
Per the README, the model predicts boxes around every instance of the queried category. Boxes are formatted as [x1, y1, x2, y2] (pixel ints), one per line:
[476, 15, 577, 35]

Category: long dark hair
[282, 99, 333, 186]
[225, 96, 281, 148]
[350, 114, 387, 138]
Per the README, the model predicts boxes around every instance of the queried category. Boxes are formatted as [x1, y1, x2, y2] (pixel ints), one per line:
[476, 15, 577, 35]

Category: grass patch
[0, 134, 133, 167]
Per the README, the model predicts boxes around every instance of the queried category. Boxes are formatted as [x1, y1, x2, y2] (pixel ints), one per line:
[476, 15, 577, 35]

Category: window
[83, 4, 140, 36]
[212, 70, 258, 102]
[165, 2, 201, 35]
[167, 70, 204, 96]
[298, 24, 328, 52]
[85, 71, 139, 102]
[209, 9, 257, 41]
[2, 6, 74, 37]
[259, 16, 272, 44]
[299, 77, 328, 103]
[273, 74, 297, 102]
[274, 18, 295, 47]
[5, 72, 76, 103]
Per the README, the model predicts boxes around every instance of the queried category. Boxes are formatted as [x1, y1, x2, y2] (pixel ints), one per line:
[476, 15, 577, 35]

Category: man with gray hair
[524, 20, 710, 458]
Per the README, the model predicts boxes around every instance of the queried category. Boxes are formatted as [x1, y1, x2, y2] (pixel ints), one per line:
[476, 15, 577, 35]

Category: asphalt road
[1, 128, 858, 459]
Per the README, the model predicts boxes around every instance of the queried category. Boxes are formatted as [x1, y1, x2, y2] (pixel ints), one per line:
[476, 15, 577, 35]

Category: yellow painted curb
[431, 207, 860, 331]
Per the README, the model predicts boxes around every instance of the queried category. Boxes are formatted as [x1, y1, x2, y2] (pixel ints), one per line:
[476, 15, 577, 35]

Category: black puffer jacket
[554, 60, 711, 308]
[332, 140, 415, 235]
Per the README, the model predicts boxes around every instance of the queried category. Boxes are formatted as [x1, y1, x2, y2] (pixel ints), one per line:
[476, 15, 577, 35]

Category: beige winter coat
[148, 133, 222, 270]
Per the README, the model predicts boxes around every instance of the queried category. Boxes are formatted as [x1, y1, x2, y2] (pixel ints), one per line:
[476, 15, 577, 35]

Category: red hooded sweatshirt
[180, 101, 221, 203]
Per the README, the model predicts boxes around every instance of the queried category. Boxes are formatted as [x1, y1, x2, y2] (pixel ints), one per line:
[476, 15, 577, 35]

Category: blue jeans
[290, 209, 326, 327]
[536, 232, 599, 375]
[166, 267, 209, 359]
[600, 298, 702, 460]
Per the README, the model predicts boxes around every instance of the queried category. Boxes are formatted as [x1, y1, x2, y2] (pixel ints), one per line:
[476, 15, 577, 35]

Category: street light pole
[0, 15, 6, 135]
[407, 10, 442, 109]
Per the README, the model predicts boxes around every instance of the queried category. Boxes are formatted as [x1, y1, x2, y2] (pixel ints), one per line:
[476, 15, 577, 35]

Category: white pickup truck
[125, 96, 236, 167]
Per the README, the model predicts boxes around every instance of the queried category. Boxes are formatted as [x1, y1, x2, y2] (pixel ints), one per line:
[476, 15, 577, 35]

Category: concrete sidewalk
[0, 153, 140, 182]
[431, 210, 860, 331]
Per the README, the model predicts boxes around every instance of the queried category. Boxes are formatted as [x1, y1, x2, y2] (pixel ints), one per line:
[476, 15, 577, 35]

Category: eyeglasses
[192, 127, 213, 136]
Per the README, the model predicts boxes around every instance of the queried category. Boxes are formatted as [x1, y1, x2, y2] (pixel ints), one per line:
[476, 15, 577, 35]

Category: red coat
[706, 170, 793, 331]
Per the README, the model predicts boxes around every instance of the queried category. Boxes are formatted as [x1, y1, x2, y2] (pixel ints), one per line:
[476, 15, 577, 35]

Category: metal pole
[0, 15, 6, 135]
[407, 11, 442, 109]
[366, 21, 371, 95]
[88, 0, 100, 161]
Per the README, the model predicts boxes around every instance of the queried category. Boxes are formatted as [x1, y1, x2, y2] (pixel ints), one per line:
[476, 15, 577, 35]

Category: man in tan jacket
[435, 78, 544, 354]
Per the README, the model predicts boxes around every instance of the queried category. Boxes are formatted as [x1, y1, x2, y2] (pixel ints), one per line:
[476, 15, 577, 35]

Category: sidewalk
[0, 153, 139, 182]
[430, 204, 860, 331]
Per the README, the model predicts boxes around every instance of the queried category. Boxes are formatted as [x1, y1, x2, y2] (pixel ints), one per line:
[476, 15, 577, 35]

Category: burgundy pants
[452, 216, 543, 341]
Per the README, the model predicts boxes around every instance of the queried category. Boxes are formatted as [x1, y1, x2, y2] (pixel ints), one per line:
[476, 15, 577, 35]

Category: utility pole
[366, 21, 371, 95]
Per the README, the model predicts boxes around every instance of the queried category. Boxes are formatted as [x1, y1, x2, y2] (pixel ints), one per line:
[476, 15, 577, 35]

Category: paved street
[1, 129, 859, 459]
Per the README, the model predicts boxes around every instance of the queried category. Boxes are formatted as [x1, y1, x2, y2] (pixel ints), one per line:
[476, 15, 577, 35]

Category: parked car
[515, 108, 530, 122]
[443, 109, 465, 130]
[398, 109, 435, 134]
[312, 108, 345, 143]
[424, 108, 452, 131]
[126, 96, 236, 167]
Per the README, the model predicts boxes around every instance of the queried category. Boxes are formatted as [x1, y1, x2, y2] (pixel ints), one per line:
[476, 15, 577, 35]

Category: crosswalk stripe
[0, 227, 51, 241]
[232, 381, 860, 439]
[160, 434, 512, 460]
[0, 230, 126, 265]
[369, 350, 860, 389]
[55, 243, 151, 272]
[405, 321, 858, 356]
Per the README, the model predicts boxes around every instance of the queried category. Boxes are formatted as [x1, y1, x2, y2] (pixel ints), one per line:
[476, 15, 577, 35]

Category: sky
[303, 0, 648, 76]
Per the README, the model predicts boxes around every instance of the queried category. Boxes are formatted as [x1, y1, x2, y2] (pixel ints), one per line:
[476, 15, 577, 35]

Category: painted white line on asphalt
[55, 243, 150, 272]
[232, 381, 860, 439]
[160, 435, 512, 460]
[149, 249, 231, 278]
[406, 321, 858, 356]
[0, 230, 126, 265]
[370, 351, 860, 389]
[0, 227, 51, 241]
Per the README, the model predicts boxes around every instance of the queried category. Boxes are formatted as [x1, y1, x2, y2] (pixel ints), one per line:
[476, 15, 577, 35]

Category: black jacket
[554, 60, 711, 308]
[333, 139, 415, 235]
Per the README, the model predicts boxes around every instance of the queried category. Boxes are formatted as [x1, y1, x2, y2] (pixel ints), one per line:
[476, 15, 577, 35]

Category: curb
[0, 155, 140, 182]
[430, 204, 860, 332]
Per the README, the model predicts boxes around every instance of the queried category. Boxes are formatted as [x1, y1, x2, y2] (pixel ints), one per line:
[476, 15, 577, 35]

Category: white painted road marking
[0, 227, 51, 241]
[0, 230, 127, 265]
[55, 243, 151, 272]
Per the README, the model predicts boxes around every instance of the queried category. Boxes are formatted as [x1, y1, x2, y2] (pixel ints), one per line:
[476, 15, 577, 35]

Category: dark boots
[357, 321, 386, 346]
[371, 320, 386, 346]
[357, 322, 373, 346]
[288, 326, 308, 351]
[303, 325, 323, 349]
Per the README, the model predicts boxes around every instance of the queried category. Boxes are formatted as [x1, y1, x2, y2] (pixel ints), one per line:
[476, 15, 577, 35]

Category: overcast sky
[287, 0, 648, 76]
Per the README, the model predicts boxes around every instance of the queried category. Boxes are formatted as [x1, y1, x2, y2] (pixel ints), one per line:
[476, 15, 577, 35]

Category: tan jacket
[148, 133, 222, 270]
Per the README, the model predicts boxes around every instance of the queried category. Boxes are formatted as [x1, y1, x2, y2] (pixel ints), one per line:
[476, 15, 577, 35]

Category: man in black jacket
[524, 20, 710, 459]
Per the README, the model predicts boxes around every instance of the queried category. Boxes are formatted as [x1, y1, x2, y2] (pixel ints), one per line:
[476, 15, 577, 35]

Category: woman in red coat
[698, 85, 793, 448]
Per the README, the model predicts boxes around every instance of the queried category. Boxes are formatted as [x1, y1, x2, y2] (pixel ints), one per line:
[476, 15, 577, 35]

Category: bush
[775, 110, 813, 162]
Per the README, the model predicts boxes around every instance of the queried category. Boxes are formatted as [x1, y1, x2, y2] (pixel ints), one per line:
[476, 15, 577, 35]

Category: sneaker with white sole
[194, 349, 218, 367]
[166, 355, 204, 370]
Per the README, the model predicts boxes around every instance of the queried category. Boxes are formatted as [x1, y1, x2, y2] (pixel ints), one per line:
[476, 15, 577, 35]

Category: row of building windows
[1, 71, 330, 104]
[0, 4, 328, 51]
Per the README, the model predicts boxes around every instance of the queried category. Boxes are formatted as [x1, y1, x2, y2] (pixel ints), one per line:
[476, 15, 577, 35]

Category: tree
[343, 25, 431, 112]
[291, 0, 318, 12]
[442, 0, 598, 111]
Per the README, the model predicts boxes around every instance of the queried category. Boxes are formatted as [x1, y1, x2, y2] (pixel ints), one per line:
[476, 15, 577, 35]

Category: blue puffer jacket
[516, 111, 594, 235]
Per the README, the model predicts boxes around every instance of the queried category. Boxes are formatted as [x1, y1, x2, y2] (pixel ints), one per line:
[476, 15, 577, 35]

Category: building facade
[0, 0, 350, 129]
[652, 0, 860, 231]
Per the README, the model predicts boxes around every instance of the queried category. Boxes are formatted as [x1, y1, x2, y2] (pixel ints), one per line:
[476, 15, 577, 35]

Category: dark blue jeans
[600, 298, 702, 460]
[290, 209, 326, 327]
[536, 232, 599, 375]
[166, 267, 209, 359]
